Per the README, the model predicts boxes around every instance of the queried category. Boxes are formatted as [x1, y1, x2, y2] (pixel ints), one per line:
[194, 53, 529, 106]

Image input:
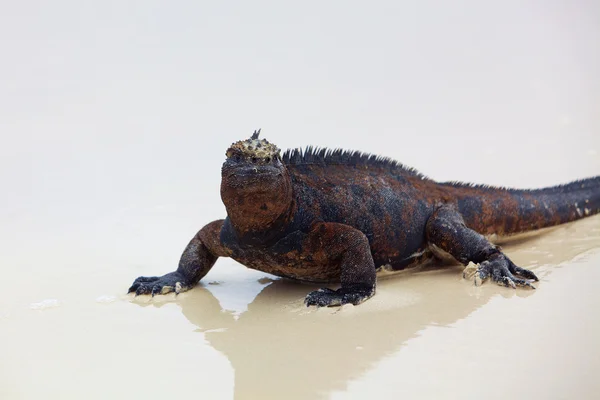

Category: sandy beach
[1, 2, 599, 399]
[1, 213, 599, 399]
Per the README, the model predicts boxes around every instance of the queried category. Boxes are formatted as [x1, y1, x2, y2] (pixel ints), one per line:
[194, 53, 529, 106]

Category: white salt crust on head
[226, 130, 280, 159]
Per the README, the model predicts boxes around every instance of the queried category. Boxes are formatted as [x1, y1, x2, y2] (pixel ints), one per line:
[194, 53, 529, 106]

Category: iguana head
[220, 130, 293, 234]
[224, 129, 281, 163]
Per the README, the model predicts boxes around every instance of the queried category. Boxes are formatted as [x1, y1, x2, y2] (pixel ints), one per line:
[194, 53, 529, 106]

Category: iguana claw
[128, 272, 190, 297]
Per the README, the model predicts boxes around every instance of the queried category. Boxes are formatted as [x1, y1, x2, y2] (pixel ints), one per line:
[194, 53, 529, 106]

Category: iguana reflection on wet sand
[130, 217, 600, 400]
[135, 270, 508, 400]
[128, 130, 600, 307]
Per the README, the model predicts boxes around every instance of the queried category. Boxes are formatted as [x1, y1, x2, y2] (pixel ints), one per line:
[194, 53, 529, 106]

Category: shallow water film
[1, 2, 599, 399]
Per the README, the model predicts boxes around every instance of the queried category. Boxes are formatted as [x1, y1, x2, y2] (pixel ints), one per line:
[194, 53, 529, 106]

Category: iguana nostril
[265, 157, 271, 163]
[252, 157, 258, 163]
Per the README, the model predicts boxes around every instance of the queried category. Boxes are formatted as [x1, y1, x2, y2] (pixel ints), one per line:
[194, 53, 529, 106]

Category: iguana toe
[128, 272, 190, 297]
[305, 285, 375, 307]
[477, 257, 537, 289]
[507, 261, 539, 281]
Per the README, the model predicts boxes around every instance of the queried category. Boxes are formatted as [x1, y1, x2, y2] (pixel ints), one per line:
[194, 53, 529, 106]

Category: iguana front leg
[426, 206, 539, 288]
[304, 222, 376, 307]
[128, 220, 230, 296]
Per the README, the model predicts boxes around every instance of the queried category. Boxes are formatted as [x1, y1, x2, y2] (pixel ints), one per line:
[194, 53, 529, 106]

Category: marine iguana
[128, 130, 600, 307]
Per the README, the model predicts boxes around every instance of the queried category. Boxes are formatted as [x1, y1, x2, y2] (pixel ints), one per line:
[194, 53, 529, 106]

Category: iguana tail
[443, 176, 600, 236]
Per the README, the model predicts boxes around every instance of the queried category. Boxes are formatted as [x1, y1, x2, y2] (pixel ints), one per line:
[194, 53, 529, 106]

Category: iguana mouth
[226, 165, 281, 178]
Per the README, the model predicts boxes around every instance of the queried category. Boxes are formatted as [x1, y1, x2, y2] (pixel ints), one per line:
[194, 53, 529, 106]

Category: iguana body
[129, 130, 600, 307]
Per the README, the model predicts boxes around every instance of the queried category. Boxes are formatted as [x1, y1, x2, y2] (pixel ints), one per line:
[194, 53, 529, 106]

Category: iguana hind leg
[303, 222, 376, 307]
[426, 206, 538, 288]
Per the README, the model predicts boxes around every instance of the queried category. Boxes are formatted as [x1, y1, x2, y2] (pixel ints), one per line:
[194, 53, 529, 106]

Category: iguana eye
[252, 157, 258, 164]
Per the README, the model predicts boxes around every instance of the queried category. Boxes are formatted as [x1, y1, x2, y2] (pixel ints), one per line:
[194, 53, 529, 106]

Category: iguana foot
[128, 272, 192, 296]
[304, 285, 375, 307]
[475, 253, 538, 289]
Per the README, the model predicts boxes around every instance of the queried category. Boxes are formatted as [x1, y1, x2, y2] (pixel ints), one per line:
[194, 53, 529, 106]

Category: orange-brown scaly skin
[129, 131, 600, 307]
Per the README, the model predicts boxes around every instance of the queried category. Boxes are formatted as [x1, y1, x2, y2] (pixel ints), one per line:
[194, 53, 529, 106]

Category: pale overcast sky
[1, 1, 598, 241]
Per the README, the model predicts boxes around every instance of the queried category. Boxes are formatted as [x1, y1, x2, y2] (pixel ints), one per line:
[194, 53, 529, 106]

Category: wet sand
[2, 2, 600, 399]
[1, 214, 599, 400]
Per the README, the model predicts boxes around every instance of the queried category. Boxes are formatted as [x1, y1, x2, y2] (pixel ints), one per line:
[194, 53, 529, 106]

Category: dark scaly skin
[129, 130, 600, 307]
[128, 220, 230, 296]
